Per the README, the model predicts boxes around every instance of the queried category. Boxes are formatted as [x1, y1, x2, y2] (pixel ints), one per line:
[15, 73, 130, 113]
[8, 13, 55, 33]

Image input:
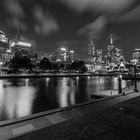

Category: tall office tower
[96, 49, 103, 64]
[107, 34, 116, 64]
[0, 30, 9, 52]
[69, 50, 74, 62]
[88, 40, 95, 58]
[0, 30, 11, 64]
[55, 48, 67, 62]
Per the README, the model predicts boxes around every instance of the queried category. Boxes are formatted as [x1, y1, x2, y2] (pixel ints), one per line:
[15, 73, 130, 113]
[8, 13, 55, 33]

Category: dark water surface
[0, 76, 133, 121]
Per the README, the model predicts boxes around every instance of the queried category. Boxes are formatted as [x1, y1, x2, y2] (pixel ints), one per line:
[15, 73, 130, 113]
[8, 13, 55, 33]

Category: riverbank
[0, 91, 140, 140]
[0, 73, 119, 79]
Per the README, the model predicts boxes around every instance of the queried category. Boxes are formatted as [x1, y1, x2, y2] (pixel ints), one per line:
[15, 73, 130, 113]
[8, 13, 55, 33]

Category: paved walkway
[3, 92, 139, 140]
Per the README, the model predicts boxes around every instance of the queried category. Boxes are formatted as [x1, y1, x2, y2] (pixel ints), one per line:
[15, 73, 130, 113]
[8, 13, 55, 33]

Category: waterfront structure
[132, 48, 140, 64]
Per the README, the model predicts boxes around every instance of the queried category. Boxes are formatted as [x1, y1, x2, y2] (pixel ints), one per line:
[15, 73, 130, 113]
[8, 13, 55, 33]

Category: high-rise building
[0, 30, 12, 64]
[55, 48, 74, 62]
[96, 49, 103, 64]
[88, 40, 95, 58]
[0, 31, 9, 52]
[11, 34, 33, 57]
[68, 50, 74, 62]
[107, 34, 123, 65]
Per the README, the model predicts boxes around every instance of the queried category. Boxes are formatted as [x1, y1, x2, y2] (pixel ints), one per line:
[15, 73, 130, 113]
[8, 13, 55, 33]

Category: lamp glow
[17, 42, 32, 47]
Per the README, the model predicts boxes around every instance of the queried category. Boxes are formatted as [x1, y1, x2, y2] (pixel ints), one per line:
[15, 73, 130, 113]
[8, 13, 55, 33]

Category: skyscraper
[96, 49, 103, 64]
[88, 40, 95, 58]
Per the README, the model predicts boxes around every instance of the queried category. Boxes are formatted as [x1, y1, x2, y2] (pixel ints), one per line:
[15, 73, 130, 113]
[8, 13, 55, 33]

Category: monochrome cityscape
[1, 0, 140, 139]
[0, 30, 139, 75]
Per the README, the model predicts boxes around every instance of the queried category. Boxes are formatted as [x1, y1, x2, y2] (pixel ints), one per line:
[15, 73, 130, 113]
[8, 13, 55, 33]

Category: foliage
[39, 57, 52, 70]
[69, 60, 87, 73]
[9, 55, 33, 70]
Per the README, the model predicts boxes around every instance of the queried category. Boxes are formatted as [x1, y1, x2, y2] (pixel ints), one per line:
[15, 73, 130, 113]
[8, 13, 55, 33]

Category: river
[0, 76, 135, 121]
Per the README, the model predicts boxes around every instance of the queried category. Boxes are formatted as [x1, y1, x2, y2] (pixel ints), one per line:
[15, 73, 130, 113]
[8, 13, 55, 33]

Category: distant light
[135, 48, 140, 51]
[11, 42, 16, 47]
[0, 62, 3, 65]
[0, 38, 7, 43]
[61, 48, 66, 51]
[7, 49, 11, 53]
[17, 42, 32, 47]
[70, 50, 74, 53]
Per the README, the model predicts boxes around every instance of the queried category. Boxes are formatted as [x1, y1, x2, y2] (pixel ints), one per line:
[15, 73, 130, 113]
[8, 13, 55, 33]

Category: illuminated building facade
[0, 30, 12, 64]
[107, 34, 122, 65]
[88, 40, 95, 58]
[55, 48, 74, 62]
[96, 49, 103, 64]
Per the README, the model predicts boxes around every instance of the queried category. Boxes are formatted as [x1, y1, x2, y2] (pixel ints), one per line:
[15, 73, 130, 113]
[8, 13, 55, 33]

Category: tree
[39, 57, 51, 71]
[9, 55, 33, 72]
[69, 60, 87, 73]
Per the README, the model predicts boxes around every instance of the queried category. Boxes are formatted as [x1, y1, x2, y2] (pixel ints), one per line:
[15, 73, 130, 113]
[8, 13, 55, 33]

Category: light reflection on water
[0, 76, 133, 121]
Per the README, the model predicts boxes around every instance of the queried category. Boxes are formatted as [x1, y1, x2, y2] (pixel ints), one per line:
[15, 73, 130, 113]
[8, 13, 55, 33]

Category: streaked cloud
[60, 0, 138, 39]
[33, 5, 59, 35]
[78, 16, 107, 39]
[60, 0, 135, 13]
[4, 0, 24, 18]
[119, 5, 140, 22]
[4, 0, 26, 31]
[6, 18, 26, 31]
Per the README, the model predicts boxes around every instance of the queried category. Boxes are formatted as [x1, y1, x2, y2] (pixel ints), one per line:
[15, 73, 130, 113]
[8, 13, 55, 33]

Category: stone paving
[0, 92, 137, 140]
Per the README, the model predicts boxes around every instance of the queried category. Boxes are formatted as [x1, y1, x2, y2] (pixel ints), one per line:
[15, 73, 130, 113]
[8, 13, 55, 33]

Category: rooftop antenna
[110, 34, 114, 44]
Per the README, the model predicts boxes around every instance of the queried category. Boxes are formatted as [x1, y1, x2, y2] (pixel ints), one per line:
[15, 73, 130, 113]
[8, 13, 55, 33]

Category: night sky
[0, 0, 140, 59]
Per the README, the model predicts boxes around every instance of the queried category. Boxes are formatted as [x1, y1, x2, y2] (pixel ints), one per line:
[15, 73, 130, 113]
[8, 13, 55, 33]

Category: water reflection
[0, 76, 134, 121]
[0, 79, 36, 121]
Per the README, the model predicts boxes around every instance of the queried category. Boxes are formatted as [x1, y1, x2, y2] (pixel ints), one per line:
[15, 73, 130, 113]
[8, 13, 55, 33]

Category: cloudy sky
[0, 0, 140, 58]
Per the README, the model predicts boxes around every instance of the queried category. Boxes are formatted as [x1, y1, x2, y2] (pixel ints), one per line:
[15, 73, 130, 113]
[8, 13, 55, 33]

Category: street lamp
[118, 74, 122, 94]
[134, 62, 138, 92]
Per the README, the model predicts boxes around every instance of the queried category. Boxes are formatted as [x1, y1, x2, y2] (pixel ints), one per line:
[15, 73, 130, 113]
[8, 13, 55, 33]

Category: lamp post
[118, 74, 122, 94]
[134, 63, 138, 92]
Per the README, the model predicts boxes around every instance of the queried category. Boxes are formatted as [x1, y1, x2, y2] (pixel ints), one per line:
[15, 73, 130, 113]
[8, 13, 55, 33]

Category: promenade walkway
[0, 91, 139, 140]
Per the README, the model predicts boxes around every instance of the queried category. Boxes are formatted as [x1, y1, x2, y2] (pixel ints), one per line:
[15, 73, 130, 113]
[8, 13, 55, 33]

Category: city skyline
[0, 0, 140, 59]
